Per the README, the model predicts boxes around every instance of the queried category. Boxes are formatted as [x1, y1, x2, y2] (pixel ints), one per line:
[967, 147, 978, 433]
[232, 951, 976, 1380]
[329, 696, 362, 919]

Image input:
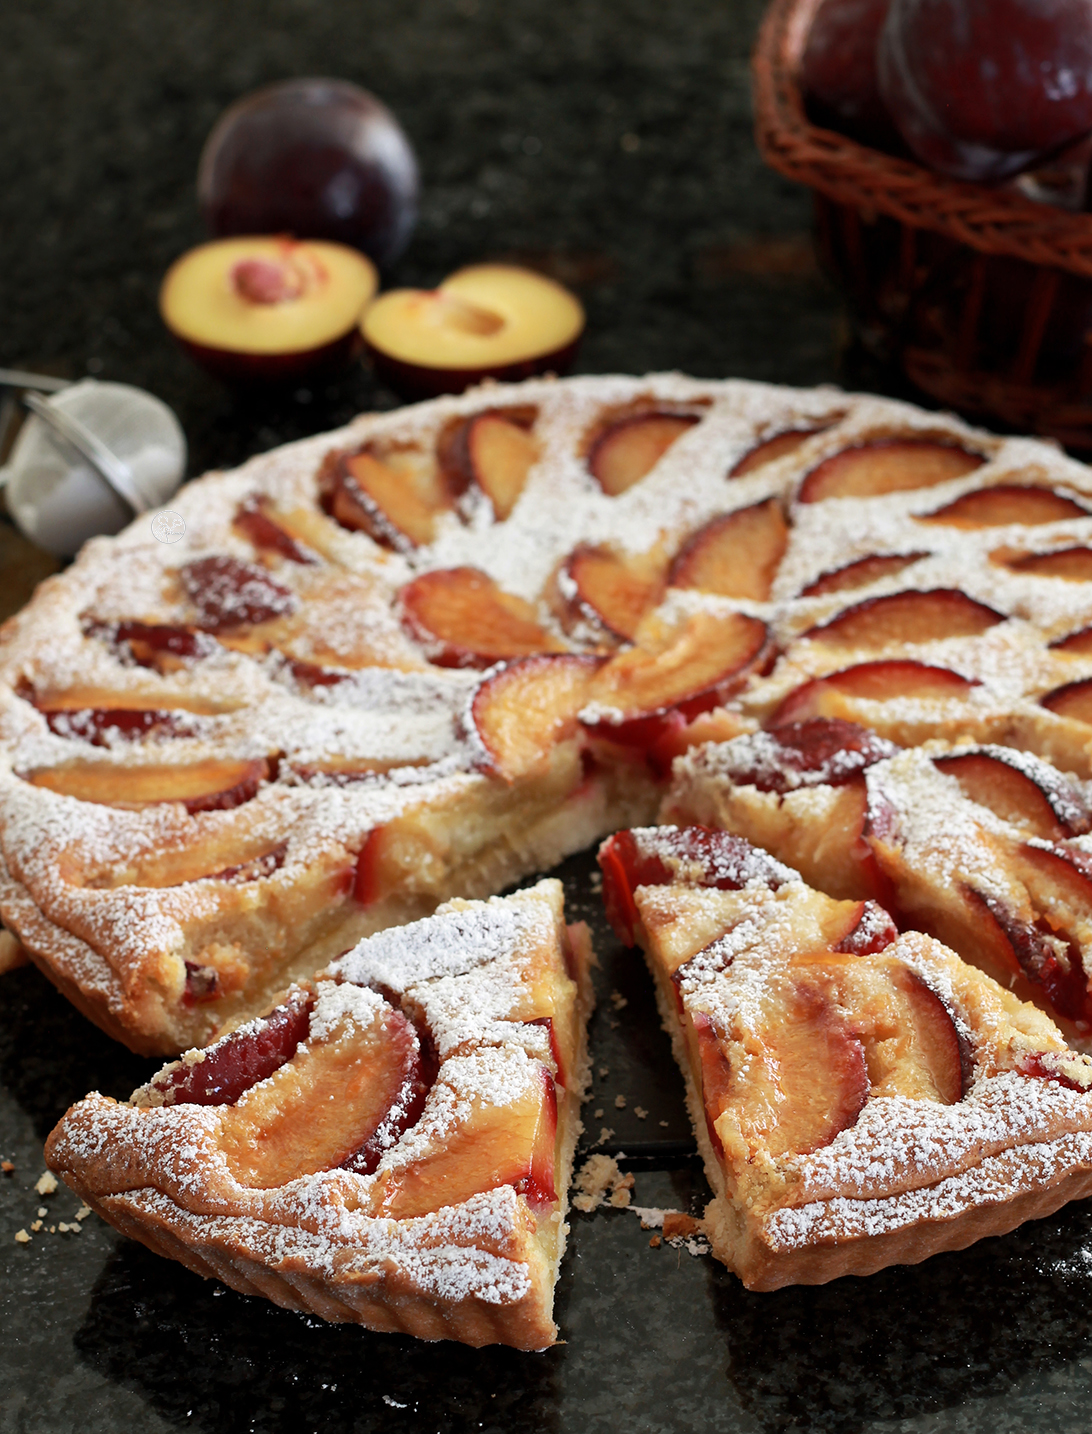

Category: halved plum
[321, 447, 446, 551]
[768, 659, 977, 728]
[800, 552, 927, 598]
[439, 408, 538, 521]
[972, 880, 1090, 1027]
[233, 495, 317, 564]
[723, 718, 900, 793]
[179, 556, 297, 632]
[560, 544, 665, 643]
[597, 825, 796, 946]
[467, 653, 603, 780]
[582, 610, 768, 743]
[933, 748, 1092, 840]
[920, 484, 1089, 530]
[1001, 547, 1092, 581]
[588, 413, 700, 496]
[729, 426, 829, 478]
[801, 589, 1005, 650]
[216, 987, 427, 1186]
[668, 499, 789, 602]
[143, 985, 314, 1106]
[42, 708, 193, 745]
[400, 567, 564, 668]
[378, 1061, 558, 1216]
[798, 439, 984, 503]
[22, 756, 268, 812]
[1041, 677, 1092, 725]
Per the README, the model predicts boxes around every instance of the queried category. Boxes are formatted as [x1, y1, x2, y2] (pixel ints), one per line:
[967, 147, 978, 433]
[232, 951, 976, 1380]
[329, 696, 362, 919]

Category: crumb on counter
[14, 1229, 30, 1244]
[614, 1094, 626, 1109]
[634, 1106, 648, 1119]
[35, 1171, 57, 1196]
[610, 990, 628, 1011]
[571, 1154, 635, 1212]
[1, 1161, 14, 1175]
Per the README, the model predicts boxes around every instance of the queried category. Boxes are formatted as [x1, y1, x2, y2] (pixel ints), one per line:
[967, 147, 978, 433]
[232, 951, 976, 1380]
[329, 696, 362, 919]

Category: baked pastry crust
[7, 372, 1092, 1051]
[599, 825, 1092, 1290]
[45, 879, 591, 1349]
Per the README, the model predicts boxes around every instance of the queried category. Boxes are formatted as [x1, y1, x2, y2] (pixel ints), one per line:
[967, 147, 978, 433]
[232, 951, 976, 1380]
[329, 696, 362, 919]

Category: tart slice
[598, 825, 1092, 1290]
[664, 720, 1092, 1036]
[45, 880, 593, 1350]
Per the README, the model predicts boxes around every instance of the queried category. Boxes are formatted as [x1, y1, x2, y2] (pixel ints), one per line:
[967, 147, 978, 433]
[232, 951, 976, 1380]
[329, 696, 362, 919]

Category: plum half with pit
[198, 78, 419, 267]
[878, 0, 1092, 182]
[160, 237, 378, 384]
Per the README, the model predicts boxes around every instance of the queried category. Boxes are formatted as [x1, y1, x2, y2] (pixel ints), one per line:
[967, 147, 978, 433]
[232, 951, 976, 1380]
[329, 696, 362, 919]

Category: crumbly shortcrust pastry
[599, 825, 1092, 1290]
[7, 371, 1092, 1051]
[45, 880, 592, 1349]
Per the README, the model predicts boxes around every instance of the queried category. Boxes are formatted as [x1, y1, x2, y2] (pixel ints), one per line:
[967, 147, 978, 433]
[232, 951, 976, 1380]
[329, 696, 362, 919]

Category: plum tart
[45, 880, 592, 1349]
[8, 372, 1092, 1050]
[599, 825, 1092, 1290]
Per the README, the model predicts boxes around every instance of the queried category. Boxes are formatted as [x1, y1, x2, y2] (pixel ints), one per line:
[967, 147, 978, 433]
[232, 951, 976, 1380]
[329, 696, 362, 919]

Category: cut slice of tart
[45, 880, 593, 1350]
[598, 825, 1092, 1290]
[665, 720, 1092, 1037]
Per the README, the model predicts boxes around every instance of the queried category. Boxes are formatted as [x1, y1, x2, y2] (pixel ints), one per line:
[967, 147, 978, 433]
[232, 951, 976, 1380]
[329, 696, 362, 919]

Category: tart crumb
[610, 990, 628, 1010]
[634, 1105, 648, 1119]
[35, 1171, 57, 1196]
[614, 1094, 626, 1109]
[1, 1161, 14, 1175]
[571, 1154, 635, 1212]
[649, 1234, 662, 1248]
[14, 1229, 30, 1244]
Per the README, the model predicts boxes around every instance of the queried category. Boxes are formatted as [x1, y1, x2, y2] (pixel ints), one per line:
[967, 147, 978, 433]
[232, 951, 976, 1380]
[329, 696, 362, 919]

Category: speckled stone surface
[4, 2, 1092, 1431]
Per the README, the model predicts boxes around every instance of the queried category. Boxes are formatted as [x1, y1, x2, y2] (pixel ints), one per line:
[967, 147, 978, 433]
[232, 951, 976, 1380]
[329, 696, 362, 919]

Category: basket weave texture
[752, 0, 1092, 281]
[752, 0, 1092, 446]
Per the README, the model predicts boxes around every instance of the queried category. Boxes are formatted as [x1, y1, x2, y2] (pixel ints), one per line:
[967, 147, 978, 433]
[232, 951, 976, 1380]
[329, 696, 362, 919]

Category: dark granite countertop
[4, 3, 1092, 1431]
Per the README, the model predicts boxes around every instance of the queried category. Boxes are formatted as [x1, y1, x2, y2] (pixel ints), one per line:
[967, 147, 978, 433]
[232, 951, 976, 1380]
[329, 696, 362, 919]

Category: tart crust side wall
[91, 1188, 560, 1350]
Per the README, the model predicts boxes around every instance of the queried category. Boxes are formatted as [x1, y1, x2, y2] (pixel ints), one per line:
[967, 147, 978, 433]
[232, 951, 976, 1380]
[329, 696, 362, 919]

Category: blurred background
[0, 0, 856, 614]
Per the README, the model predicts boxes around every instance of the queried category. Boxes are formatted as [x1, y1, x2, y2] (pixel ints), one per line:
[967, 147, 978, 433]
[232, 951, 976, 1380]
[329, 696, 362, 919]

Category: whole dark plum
[801, 0, 902, 150]
[878, 0, 1092, 182]
[198, 78, 419, 266]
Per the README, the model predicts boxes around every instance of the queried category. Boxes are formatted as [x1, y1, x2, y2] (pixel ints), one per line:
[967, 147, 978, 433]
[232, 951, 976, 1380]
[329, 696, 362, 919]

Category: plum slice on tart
[44, 881, 593, 1350]
[598, 825, 1092, 1291]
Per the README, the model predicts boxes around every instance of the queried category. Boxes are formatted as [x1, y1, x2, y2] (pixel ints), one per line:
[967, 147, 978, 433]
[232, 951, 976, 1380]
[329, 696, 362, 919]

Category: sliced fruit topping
[933, 748, 1091, 840]
[668, 499, 788, 602]
[798, 439, 984, 503]
[1001, 546, 1092, 581]
[560, 544, 665, 642]
[802, 589, 1005, 650]
[217, 985, 427, 1187]
[233, 495, 317, 564]
[1050, 626, 1092, 655]
[400, 566, 564, 668]
[973, 882, 1090, 1026]
[588, 413, 700, 496]
[800, 552, 927, 598]
[42, 708, 193, 745]
[919, 483, 1089, 529]
[379, 1061, 558, 1217]
[598, 826, 796, 946]
[89, 619, 218, 673]
[583, 610, 768, 733]
[468, 653, 602, 781]
[758, 964, 870, 1156]
[691, 1012, 735, 1155]
[322, 448, 445, 551]
[1041, 677, 1092, 725]
[769, 659, 977, 727]
[23, 756, 268, 812]
[720, 718, 900, 793]
[729, 426, 828, 477]
[440, 408, 538, 520]
[179, 556, 297, 632]
[141, 986, 314, 1106]
[835, 900, 899, 955]
[1020, 1049, 1092, 1093]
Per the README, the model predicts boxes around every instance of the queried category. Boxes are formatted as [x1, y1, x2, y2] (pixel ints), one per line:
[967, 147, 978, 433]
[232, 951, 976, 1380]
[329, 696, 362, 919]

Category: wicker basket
[753, 0, 1092, 448]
